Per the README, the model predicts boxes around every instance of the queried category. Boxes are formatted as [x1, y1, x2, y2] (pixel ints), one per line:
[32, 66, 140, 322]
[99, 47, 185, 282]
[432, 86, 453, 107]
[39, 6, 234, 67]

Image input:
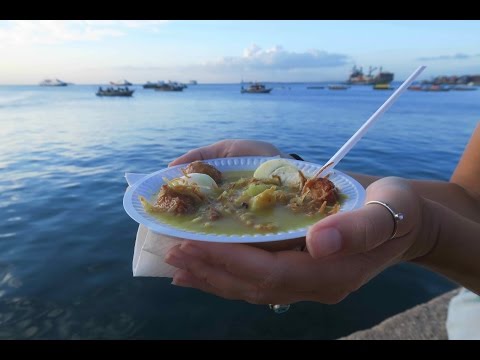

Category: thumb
[306, 205, 394, 258]
[306, 177, 419, 258]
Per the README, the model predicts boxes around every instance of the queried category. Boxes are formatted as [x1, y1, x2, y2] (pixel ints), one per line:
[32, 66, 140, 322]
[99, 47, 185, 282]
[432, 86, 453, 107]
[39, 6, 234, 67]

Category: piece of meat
[184, 161, 222, 183]
[302, 177, 338, 205]
[155, 184, 199, 215]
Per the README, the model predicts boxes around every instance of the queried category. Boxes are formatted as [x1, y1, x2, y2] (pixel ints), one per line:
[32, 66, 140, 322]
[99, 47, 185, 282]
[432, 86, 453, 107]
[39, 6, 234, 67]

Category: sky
[0, 20, 479, 84]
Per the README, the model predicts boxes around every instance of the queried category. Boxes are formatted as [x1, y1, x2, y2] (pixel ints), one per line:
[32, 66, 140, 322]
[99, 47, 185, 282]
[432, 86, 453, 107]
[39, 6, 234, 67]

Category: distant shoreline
[0, 81, 415, 86]
[1, 78, 479, 86]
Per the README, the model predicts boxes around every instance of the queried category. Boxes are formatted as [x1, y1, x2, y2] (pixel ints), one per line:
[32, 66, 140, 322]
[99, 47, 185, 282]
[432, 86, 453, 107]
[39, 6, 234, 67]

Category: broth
[143, 170, 344, 235]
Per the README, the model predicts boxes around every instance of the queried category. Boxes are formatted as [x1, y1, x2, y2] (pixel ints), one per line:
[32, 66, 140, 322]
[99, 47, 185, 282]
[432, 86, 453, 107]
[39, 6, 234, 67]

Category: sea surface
[0, 83, 478, 339]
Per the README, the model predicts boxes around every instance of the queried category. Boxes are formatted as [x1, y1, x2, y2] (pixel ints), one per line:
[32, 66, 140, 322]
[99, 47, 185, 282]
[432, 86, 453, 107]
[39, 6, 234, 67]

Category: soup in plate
[139, 159, 344, 235]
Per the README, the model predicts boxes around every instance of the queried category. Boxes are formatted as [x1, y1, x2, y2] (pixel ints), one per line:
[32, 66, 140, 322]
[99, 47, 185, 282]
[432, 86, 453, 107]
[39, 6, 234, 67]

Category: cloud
[104, 44, 351, 83]
[0, 20, 169, 46]
[208, 44, 349, 70]
[83, 20, 169, 29]
[416, 53, 480, 61]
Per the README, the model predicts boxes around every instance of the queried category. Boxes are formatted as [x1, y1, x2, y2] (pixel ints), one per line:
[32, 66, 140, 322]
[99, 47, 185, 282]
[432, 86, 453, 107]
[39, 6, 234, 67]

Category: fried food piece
[302, 177, 338, 205]
[154, 184, 203, 215]
[184, 161, 222, 184]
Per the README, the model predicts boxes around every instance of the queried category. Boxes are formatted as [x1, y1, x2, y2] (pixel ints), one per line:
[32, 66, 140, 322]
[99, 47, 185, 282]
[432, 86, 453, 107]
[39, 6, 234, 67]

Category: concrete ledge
[340, 289, 460, 340]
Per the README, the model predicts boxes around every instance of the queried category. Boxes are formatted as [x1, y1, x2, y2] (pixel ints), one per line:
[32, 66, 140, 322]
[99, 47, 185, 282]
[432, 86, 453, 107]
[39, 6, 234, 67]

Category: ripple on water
[0, 296, 142, 339]
[0, 233, 16, 239]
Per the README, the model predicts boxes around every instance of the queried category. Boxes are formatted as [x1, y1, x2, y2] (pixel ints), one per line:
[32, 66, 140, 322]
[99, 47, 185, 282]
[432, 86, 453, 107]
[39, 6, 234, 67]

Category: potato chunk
[249, 188, 276, 211]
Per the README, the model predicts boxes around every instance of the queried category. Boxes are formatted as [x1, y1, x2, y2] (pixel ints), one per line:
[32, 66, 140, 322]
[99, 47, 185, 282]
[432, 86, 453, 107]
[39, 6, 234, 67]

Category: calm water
[0, 83, 478, 339]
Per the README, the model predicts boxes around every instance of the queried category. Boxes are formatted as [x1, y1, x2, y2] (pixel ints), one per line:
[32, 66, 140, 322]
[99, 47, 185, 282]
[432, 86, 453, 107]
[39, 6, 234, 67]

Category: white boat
[110, 80, 132, 86]
[39, 79, 68, 86]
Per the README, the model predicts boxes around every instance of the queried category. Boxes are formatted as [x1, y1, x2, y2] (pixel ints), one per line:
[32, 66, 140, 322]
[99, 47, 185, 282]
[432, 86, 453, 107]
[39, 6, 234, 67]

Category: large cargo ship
[346, 66, 394, 85]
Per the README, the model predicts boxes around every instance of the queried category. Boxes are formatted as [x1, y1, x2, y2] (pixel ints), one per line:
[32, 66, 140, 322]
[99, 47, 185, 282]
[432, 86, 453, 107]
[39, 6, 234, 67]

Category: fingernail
[310, 227, 343, 257]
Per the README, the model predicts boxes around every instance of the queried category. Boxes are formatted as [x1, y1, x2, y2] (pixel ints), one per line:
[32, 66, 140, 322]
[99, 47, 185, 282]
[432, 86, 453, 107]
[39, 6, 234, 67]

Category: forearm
[412, 198, 480, 295]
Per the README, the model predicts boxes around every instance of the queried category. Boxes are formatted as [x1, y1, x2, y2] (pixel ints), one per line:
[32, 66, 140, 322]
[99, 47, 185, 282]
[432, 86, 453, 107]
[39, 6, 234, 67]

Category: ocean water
[0, 83, 478, 339]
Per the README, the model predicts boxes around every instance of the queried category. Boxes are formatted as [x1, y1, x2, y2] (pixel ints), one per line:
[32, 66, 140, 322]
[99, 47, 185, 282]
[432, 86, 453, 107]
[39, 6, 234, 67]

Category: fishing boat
[96, 87, 134, 97]
[143, 81, 159, 89]
[241, 82, 272, 94]
[154, 82, 184, 92]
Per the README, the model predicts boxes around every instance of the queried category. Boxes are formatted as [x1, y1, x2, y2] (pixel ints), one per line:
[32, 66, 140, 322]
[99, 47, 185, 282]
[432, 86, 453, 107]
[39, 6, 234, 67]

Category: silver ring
[269, 304, 291, 314]
[365, 200, 404, 240]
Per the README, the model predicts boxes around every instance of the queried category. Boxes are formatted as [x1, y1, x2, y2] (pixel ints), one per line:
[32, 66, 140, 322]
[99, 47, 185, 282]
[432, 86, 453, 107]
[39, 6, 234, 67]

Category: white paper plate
[123, 157, 365, 243]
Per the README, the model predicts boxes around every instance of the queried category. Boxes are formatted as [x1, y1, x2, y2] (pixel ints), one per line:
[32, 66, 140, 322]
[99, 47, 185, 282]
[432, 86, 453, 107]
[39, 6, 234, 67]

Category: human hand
[164, 177, 437, 304]
[169, 139, 290, 166]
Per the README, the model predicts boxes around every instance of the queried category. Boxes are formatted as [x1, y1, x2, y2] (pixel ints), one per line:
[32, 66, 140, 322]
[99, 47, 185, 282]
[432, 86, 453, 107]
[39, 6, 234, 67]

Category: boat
[373, 83, 394, 90]
[307, 86, 325, 90]
[143, 81, 161, 89]
[328, 84, 349, 90]
[110, 80, 132, 86]
[96, 87, 134, 97]
[408, 84, 453, 92]
[39, 79, 68, 86]
[172, 81, 187, 89]
[408, 85, 423, 91]
[189, 80, 198, 85]
[347, 66, 394, 85]
[241, 82, 272, 94]
[154, 82, 184, 92]
[424, 85, 451, 92]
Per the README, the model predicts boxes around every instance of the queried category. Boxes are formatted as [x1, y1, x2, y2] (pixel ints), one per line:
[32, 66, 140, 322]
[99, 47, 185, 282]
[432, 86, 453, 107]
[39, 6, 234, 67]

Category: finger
[307, 177, 420, 258]
[172, 241, 279, 284]
[172, 269, 249, 301]
[168, 241, 362, 294]
[172, 269, 309, 305]
[165, 249, 257, 296]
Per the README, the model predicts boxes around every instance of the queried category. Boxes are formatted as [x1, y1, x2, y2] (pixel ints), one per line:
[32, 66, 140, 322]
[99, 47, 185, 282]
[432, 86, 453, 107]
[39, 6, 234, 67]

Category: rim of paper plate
[123, 156, 365, 243]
